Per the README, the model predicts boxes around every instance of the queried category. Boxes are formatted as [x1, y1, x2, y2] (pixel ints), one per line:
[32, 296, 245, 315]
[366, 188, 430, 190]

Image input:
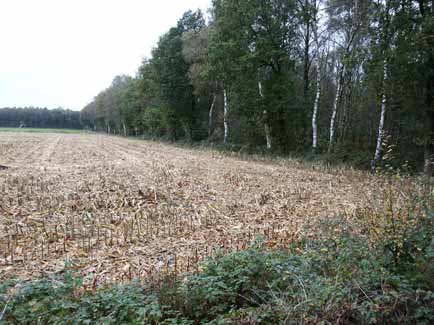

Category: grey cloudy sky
[0, 0, 211, 110]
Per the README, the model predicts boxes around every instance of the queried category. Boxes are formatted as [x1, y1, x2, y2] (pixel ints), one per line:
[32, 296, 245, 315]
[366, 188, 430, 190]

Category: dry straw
[0, 132, 394, 285]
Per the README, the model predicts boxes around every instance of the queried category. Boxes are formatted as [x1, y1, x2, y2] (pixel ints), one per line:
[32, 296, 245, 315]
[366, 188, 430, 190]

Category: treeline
[0, 107, 82, 129]
[81, 0, 433, 173]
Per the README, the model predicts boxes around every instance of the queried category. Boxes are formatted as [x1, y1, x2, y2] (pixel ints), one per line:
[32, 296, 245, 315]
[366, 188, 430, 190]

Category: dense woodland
[80, 0, 434, 174]
[0, 107, 81, 129]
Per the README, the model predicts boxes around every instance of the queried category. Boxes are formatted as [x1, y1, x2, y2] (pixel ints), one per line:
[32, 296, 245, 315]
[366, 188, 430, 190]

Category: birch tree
[328, 62, 344, 152]
[258, 80, 272, 150]
[327, 0, 365, 152]
[372, 60, 388, 170]
[311, 0, 322, 151]
[208, 94, 217, 137]
[223, 88, 229, 144]
[371, 0, 392, 170]
[182, 25, 219, 139]
[311, 49, 321, 151]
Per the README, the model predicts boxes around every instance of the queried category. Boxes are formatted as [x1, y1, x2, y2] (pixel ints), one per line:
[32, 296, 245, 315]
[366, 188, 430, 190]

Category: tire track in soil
[35, 135, 61, 165]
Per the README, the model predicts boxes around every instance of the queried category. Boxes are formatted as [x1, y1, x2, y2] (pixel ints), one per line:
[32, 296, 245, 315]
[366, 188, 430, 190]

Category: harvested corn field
[0, 132, 380, 284]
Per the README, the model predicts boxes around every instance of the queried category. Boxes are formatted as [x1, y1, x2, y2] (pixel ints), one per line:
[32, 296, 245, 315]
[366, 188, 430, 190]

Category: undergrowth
[1, 193, 433, 324]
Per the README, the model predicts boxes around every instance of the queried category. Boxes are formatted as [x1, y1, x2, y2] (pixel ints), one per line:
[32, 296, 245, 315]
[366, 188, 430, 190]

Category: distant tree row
[0, 107, 81, 129]
[81, 0, 433, 174]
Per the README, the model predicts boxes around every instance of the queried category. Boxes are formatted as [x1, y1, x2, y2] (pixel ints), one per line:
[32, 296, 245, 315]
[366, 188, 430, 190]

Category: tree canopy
[81, 0, 434, 174]
[0, 107, 81, 129]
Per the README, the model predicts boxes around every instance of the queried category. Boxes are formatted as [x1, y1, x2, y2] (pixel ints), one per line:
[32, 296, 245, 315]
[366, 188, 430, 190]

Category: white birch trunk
[424, 151, 433, 177]
[258, 80, 264, 98]
[312, 65, 321, 150]
[264, 121, 272, 150]
[258, 81, 272, 150]
[123, 121, 127, 137]
[312, 22, 321, 151]
[209, 94, 216, 137]
[372, 59, 388, 169]
[223, 89, 229, 144]
[328, 64, 344, 152]
[328, 16, 358, 153]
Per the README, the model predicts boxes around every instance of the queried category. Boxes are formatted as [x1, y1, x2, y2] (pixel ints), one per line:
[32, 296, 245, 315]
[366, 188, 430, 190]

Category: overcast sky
[0, 0, 211, 110]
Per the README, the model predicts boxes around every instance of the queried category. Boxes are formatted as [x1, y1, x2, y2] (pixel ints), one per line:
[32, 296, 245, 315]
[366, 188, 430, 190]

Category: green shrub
[141, 106, 168, 138]
[0, 270, 165, 324]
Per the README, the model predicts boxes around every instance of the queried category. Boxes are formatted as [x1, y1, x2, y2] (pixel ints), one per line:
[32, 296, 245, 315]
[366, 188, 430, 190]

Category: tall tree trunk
[372, 59, 388, 171]
[303, 0, 311, 110]
[312, 66, 321, 151]
[223, 89, 229, 144]
[258, 81, 272, 150]
[421, 1, 434, 177]
[328, 11, 358, 153]
[329, 63, 345, 152]
[338, 73, 354, 145]
[123, 121, 127, 137]
[302, 0, 312, 143]
[423, 56, 434, 177]
[209, 94, 216, 137]
[312, 18, 321, 152]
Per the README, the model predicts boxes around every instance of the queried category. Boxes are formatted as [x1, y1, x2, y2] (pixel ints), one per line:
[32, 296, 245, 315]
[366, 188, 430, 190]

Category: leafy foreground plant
[1, 214, 433, 324]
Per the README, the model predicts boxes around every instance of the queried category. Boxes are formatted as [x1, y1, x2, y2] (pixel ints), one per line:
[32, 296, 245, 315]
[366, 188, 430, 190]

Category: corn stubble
[0, 132, 388, 286]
